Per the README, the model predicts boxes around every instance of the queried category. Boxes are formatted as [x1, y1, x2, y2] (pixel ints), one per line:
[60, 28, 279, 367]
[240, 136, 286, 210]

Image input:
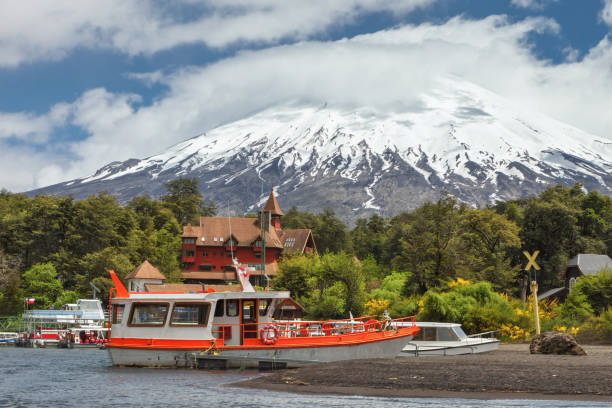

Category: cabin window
[111, 304, 125, 324]
[170, 303, 211, 326]
[258, 299, 271, 317]
[199, 264, 212, 271]
[214, 300, 225, 317]
[413, 327, 436, 341]
[226, 299, 239, 317]
[129, 303, 169, 326]
[437, 327, 458, 341]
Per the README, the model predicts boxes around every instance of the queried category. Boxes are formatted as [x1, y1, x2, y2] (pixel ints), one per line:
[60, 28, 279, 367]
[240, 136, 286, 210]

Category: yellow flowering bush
[500, 323, 529, 342]
[448, 278, 470, 289]
[553, 325, 580, 337]
[364, 298, 389, 317]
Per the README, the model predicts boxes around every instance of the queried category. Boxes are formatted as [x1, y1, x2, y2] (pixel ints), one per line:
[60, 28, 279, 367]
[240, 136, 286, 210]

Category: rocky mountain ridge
[29, 76, 612, 223]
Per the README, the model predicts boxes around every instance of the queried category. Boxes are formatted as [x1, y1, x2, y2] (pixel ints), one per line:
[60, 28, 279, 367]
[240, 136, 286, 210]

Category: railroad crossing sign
[523, 250, 540, 271]
[523, 250, 541, 335]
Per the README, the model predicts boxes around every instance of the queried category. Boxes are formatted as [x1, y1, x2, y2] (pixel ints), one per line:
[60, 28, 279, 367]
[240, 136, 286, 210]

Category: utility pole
[260, 207, 269, 289]
[523, 250, 541, 335]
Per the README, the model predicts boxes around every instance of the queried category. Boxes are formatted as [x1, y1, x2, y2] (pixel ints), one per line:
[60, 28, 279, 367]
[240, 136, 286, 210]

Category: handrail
[467, 329, 499, 338]
[211, 315, 417, 343]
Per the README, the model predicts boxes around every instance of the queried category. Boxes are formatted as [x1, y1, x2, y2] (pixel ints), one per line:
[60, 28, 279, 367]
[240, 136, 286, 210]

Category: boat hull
[399, 339, 500, 356]
[108, 334, 413, 368]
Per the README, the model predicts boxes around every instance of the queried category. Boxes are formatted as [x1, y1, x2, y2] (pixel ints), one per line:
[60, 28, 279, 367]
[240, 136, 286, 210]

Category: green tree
[519, 189, 581, 287]
[318, 252, 366, 317]
[72, 193, 136, 255]
[459, 208, 521, 290]
[161, 178, 216, 225]
[0, 249, 22, 314]
[22, 263, 63, 309]
[392, 195, 463, 294]
[313, 208, 349, 253]
[152, 221, 183, 283]
[78, 248, 134, 294]
[273, 254, 320, 299]
[350, 215, 388, 262]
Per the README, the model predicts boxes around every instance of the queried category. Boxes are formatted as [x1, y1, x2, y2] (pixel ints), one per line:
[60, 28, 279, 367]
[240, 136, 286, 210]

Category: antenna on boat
[227, 200, 234, 261]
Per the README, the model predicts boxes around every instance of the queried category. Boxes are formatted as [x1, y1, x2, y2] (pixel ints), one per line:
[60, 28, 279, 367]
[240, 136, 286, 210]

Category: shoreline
[230, 344, 612, 402]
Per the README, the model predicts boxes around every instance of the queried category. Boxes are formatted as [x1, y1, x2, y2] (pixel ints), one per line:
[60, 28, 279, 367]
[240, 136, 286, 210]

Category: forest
[1, 180, 611, 342]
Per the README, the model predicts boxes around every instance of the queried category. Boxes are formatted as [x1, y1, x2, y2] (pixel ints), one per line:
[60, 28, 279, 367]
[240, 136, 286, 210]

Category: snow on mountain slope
[31, 76, 612, 222]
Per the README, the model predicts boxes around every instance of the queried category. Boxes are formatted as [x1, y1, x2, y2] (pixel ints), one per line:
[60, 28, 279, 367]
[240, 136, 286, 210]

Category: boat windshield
[452, 326, 468, 339]
[437, 326, 460, 341]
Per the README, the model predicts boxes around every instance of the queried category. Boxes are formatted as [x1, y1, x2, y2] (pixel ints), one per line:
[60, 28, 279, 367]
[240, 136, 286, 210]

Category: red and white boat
[106, 267, 419, 369]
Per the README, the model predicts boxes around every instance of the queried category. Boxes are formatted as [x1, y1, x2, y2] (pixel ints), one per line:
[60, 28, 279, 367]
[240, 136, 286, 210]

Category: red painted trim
[109, 270, 129, 298]
[107, 327, 418, 351]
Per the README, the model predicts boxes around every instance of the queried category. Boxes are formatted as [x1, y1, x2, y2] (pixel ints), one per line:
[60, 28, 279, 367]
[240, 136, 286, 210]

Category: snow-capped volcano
[30, 76, 612, 222]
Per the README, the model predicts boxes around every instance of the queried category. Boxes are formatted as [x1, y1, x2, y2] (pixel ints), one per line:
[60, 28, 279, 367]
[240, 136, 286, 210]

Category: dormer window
[255, 240, 263, 248]
[213, 237, 218, 242]
[220, 237, 224, 242]
[201, 237, 205, 242]
[284, 237, 296, 248]
[183, 238, 196, 245]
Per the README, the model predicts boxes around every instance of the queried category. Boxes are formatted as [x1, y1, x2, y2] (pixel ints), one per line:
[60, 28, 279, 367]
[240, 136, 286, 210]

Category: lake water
[0, 347, 608, 408]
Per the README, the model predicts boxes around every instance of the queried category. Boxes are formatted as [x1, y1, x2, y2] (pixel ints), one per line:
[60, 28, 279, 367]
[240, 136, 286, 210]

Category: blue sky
[1, 0, 611, 192]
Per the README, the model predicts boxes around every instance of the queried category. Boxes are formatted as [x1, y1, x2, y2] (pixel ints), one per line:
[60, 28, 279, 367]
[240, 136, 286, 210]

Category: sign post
[523, 250, 541, 335]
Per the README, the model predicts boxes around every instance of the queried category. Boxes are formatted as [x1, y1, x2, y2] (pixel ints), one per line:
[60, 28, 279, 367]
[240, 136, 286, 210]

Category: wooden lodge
[180, 192, 316, 287]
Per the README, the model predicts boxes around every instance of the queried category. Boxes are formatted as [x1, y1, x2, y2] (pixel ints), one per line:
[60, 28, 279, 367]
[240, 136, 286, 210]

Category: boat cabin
[412, 322, 468, 342]
[110, 290, 292, 347]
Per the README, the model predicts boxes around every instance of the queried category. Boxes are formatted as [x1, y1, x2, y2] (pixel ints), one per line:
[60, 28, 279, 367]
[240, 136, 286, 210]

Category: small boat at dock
[16, 299, 106, 348]
[0, 332, 18, 345]
[106, 267, 420, 369]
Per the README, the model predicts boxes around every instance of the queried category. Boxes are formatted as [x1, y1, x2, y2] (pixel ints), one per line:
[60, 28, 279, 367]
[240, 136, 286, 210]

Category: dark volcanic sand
[233, 344, 612, 401]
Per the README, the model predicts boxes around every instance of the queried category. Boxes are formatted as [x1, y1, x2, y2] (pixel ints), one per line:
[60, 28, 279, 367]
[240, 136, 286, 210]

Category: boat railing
[467, 329, 499, 342]
[212, 315, 417, 344]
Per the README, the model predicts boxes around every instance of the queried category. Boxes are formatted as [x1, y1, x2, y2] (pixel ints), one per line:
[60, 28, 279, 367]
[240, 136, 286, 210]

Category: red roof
[125, 260, 166, 280]
[263, 192, 284, 216]
[182, 216, 283, 249]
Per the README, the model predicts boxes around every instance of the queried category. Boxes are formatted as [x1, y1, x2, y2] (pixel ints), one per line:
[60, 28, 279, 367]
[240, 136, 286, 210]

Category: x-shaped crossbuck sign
[523, 250, 540, 271]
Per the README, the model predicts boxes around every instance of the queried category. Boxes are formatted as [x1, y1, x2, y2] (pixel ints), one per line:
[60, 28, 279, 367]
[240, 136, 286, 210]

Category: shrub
[577, 308, 612, 344]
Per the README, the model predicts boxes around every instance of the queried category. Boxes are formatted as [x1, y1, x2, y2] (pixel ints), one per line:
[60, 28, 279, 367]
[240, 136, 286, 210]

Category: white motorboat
[0, 332, 18, 345]
[397, 322, 499, 356]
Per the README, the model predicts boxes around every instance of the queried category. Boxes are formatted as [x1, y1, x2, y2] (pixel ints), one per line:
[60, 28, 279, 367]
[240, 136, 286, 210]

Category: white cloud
[602, 0, 612, 26]
[0, 103, 70, 143]
[510, 0, 558, 10]
[3, 15, 612, 193]
[0, 0, 435, 67]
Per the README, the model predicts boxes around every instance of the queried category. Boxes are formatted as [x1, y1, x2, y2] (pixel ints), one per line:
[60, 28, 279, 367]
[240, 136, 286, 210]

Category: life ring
[366, 319, 381, 331]
[260, 324, 279, 345]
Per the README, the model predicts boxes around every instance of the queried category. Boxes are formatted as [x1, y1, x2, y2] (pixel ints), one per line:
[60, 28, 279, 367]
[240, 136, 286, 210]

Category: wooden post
[531, 280, 540, 335]
[523, 250, 541, 335]
[519, 275, 527, 304]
